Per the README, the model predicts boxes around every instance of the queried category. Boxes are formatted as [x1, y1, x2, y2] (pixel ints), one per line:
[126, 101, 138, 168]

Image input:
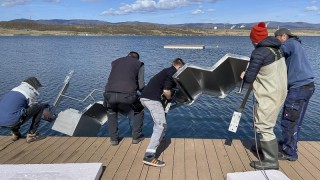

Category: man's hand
[43, 111, 52, 121]
[163, 89, 172, 100]
[240, 71, 246, 79]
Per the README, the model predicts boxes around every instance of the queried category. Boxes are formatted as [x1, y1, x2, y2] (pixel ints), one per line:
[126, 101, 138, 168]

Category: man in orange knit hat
[240, 22, 288, 170]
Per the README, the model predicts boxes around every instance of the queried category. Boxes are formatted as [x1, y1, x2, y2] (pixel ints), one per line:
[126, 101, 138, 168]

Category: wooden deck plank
[213, 139, 233, 179]
[203, 139, 224, 180]
[27, 136, 69, 163]
[102, 138, 132, 179]
[51, 137, 88, 163]
[232, 140, 254, 171]
[224, 139, 246, 172]
[76, 137, 106, 163]
[295, 145, 320, 178]
[159, 138, 175, 180]
[0, 139, 28, 161]
[194, 139, 211, 179]
[0, 136, 11, 146]
[299, 141, 320, 160]
[113, 141, 141, 180]
[8, 137, 59, 164]
[308, 141, 320, 154]
[3, 137, 51, 164]
[184, 138, 198, 180]
[288, 160, 316, 180]
[87, 138, 111, 163]
[126, 138, 149, 180]
[38, 137, 78, 164]
[0, 136, 319, 180]
[64, 137, 97, 163]
[172, 138, 185, 180]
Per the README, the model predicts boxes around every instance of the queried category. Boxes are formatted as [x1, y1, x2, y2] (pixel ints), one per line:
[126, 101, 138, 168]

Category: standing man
[241, 22, 287, 170]
[275, 28, 315, 161]
[0, 77, 51, 143]
[140, 58, 185, 167]
[104, 51, 145, 146]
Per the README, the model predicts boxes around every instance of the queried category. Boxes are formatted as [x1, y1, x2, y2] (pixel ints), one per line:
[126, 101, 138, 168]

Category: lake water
[0, 36, 319, 140]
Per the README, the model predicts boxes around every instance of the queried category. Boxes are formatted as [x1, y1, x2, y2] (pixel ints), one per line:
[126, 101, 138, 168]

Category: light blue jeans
[140, 98, 167, 157]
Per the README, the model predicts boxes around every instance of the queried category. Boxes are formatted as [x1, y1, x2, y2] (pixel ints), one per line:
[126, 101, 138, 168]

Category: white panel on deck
[227, 170, 290, 180]
[0, 163, 103, 180]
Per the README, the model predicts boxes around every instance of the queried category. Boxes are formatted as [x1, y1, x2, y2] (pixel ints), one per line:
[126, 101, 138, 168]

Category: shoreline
[1, 28, 320, 36]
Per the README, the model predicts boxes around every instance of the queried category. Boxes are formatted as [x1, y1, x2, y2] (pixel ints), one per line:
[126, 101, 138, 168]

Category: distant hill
[6, 19, 320, 30]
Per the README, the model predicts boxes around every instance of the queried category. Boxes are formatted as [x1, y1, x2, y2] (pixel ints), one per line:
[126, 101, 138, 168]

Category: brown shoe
[26, 132, 46, 143]
[11, 132, 22, 141]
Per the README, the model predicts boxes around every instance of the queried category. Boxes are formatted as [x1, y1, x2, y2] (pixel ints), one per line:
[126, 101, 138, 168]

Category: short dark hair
[128, 51, 140, 59]
[172, 58, 185, 67]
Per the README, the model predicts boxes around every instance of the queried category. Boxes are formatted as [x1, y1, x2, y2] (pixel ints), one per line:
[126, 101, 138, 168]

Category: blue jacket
[281, 38, 314, 88]
[0, 82, 39, 126]
[244, 36, 283, 83]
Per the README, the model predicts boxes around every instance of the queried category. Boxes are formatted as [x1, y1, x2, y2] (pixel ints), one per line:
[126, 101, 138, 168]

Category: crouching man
[0, 77, 52, 143]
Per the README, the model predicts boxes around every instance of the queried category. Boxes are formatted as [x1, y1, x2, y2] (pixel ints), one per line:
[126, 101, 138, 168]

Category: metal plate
[173, 53, 250, 105]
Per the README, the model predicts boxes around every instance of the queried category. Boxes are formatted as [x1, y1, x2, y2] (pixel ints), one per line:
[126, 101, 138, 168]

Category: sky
[0, 0, 319, 24]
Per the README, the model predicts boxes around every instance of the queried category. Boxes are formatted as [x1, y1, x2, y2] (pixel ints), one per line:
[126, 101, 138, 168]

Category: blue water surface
[0, 36, 319, 140]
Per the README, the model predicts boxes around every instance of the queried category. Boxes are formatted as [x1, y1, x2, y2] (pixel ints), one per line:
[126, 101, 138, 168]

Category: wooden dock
[163, 44, 205, 49]
[0, 136, 319, 179]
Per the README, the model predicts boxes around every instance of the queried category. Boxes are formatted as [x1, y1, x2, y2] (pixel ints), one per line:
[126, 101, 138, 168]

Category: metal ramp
[51, 53, 250, 136]
[173, 53, 250, 106]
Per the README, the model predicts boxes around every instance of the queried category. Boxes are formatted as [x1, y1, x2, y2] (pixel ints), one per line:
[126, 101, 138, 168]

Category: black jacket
[105, 56, 144, 94]
[141, 66, 177, 102]
[244, 37, 283, 83]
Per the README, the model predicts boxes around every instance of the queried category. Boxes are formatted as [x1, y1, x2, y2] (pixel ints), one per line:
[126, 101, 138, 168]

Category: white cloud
[207, 8, 214, 12]
[44, 0, 60, 2]
[1, 0, 29, 7]
[311, 0, 317, 4]
[192, 9, 203, 14]
[305, 5, 318, 11]
[81, 0, 100, 2]
[101, 0, 218, 15]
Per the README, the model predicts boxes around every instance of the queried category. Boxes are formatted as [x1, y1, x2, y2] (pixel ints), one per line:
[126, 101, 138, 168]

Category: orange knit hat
[250, 22, 268, 43]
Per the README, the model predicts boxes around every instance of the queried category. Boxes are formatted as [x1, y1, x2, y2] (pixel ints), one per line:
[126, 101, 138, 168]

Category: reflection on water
[0, 36, 319, 140]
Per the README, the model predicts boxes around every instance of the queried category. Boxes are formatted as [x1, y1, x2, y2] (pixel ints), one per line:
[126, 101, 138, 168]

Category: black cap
[23, 77, 42, 90]
[274, 28, 296, 37]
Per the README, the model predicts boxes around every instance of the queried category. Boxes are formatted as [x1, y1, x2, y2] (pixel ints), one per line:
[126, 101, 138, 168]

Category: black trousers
[103, 92, 144, 140]
[10, 103, 46, 134]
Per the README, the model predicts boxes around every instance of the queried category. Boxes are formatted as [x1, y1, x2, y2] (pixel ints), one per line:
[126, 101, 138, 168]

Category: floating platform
[164, 44, 205, 49]
[0, 136, 318, 179]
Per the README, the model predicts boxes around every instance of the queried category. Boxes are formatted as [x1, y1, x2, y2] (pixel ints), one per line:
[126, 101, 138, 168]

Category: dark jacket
[105, 56, 144, 94]
[244, 36, 283, 83]
[281, 37, 314, 88]
[141, 66, 177, 102]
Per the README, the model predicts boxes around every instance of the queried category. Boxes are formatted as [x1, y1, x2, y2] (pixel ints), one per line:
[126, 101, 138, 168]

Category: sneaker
[278, 151, 297, 161]
[11, 132, 22, 141]
[143, 156, 165, 167]
[132, 134, 145, 144]
[110, 139, 119, 146]
[26, 132, 46, 143]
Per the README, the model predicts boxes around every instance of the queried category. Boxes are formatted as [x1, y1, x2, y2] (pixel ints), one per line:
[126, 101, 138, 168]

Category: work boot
[11, 131, 22, 141]
[278, 151, 297, 161]
[26, 132, 46, 143]
[250, 139, 279, 170]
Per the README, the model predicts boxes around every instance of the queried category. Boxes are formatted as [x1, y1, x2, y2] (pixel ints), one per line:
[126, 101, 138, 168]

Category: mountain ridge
[6, 19, 320, 29]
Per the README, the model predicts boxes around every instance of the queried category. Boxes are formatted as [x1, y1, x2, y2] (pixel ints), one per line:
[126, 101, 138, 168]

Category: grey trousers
[140, 98, 167, 156]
